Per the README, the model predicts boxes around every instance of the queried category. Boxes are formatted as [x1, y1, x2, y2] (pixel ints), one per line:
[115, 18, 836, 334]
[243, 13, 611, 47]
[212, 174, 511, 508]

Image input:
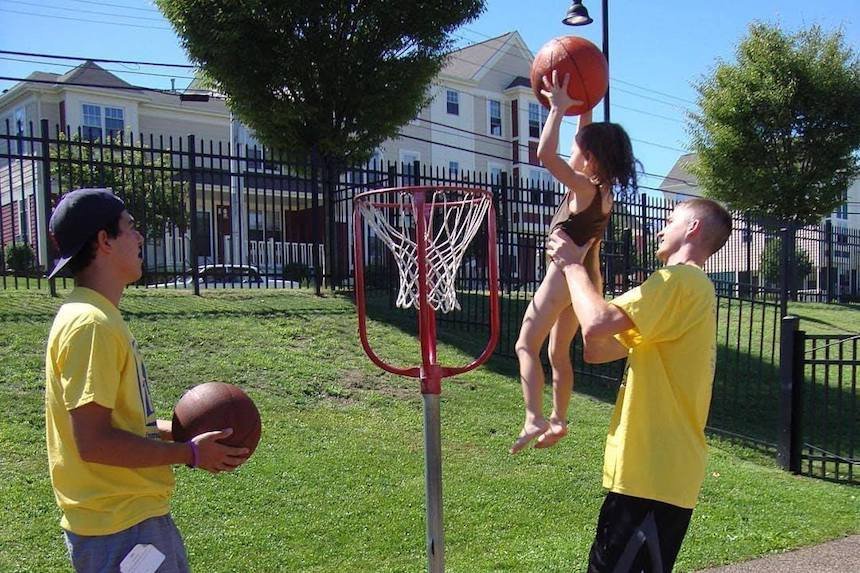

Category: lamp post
[563, 0, 610, 122]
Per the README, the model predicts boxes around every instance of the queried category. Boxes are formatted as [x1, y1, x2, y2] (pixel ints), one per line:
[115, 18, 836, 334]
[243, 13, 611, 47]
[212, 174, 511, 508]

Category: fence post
[778, 227, 791, 318]
[323, 161, 336, 292]
[639, 193, 648, 274]
[498, 171, 508, 293]
[825, 219, 833, 303]
[745, 215, 753, 299]
[622, 227, 632, 292]
[39, 119, 57, 297]
[310, 149, 322, 296]
[778, 315, 804, 473]
[188, 134, 200, 296]
[385, 163, 398, 308]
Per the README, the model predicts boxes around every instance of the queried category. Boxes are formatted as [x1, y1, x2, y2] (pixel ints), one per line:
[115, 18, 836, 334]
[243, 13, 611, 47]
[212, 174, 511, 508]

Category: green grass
[0, 287, 858, 572]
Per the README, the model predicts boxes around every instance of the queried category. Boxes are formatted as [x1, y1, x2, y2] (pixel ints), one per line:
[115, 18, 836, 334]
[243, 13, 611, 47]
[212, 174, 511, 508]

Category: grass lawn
[0, 287, 857, 572]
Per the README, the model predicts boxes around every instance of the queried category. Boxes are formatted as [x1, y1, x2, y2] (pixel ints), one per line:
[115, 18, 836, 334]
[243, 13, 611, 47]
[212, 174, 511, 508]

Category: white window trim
[446, 90, 460, 115]
[81, 102, 126, 139]
[487, 99, 503, 138]
[527, 102, 549, 139]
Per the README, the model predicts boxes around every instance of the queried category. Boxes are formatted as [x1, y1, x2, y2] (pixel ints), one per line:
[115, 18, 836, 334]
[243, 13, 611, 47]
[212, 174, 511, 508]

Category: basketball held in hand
[530, 36, 608, 116]
[172, 382, 262, 458]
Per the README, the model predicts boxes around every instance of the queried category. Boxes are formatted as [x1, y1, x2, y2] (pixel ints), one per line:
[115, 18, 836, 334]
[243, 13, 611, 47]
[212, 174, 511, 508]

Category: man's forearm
[78, 426, 191, 468]
[560, 262, 613, 334]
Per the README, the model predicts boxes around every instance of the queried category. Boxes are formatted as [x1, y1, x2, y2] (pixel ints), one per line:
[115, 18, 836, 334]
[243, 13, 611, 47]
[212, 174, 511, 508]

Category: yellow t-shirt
[45, 287, 174, 535]
[606, 264, 717, 509]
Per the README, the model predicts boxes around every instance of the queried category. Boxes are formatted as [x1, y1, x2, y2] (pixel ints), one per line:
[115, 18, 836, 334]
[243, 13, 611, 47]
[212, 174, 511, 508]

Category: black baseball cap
[47, 188, 126, 279]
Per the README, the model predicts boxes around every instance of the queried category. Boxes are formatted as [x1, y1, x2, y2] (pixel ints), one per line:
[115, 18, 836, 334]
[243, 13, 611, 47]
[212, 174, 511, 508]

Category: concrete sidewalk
[697, 535, 860, 572]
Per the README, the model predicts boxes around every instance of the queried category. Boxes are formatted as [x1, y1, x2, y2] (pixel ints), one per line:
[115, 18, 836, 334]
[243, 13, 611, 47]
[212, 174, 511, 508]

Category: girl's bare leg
[535, 305, 580, 448]
[510, 263, 572, 454]
[537, 240, 603, 448]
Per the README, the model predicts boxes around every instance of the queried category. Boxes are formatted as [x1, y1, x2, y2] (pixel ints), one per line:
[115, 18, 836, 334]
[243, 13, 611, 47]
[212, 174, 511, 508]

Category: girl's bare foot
[534, 417, 568, 449]
[510, 418, 550, 454]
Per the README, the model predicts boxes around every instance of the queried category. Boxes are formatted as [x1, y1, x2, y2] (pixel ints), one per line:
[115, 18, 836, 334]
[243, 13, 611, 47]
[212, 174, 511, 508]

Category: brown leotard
[548, 185, 611, 246]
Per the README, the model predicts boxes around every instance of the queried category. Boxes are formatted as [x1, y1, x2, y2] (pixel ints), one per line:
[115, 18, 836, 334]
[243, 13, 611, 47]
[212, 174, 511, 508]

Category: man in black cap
[44, 188, 248, 572]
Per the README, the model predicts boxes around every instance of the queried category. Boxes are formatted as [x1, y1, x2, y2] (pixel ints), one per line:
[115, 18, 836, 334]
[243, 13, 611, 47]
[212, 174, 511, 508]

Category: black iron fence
[780, 317, 858, 484]
[2, 123, 857, 482]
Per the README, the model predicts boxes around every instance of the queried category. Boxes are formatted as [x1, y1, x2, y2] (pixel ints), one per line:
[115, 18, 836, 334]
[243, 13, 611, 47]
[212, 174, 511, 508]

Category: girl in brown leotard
[511, 70, 639, 453]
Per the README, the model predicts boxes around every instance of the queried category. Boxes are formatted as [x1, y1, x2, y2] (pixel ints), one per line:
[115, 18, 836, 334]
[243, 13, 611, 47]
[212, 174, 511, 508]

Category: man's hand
[547, 229, 594, 268]
[191, 428, 249, 474]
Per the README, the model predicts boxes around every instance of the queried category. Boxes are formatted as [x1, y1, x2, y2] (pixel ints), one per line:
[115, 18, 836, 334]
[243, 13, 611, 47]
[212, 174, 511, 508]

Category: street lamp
[562, 0, 593, 25]
[562, 0, 610, 122]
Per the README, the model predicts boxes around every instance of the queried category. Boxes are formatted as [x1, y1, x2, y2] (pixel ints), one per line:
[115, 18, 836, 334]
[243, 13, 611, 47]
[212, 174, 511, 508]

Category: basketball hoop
[356, 187, 491, 313]
[353, 185, 500, 573]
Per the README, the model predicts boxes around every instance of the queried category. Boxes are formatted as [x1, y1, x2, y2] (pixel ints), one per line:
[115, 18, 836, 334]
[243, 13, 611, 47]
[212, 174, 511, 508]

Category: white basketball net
[358, 189, 491, 313]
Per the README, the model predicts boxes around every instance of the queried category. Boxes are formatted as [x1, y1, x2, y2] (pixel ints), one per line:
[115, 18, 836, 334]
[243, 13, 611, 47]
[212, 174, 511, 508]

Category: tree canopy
[156, 0, 486, 168]
[689, 23, 860, 226]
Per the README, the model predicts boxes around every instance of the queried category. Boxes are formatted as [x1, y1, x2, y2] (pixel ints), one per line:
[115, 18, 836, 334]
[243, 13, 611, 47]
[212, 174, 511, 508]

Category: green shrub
[4, 243, 35, 272]
[282, 262, 312, 282]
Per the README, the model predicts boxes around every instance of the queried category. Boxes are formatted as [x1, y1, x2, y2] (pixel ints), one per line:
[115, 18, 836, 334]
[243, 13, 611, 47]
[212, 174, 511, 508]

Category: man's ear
[686, 218, 703, 239]
[95, 229, 111, 253]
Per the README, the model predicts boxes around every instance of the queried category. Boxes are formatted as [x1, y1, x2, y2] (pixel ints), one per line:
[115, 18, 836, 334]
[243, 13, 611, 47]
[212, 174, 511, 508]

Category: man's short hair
[65, 217, 122, 276]
[679, 198, 732, 256]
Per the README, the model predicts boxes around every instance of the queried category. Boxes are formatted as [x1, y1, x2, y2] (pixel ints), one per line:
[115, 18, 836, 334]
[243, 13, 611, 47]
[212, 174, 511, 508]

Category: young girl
[510, 70, 638, 454]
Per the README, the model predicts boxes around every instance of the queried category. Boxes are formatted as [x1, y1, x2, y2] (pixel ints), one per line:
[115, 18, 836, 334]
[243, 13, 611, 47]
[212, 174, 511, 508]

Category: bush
[4, 243, 35, 272]
[282, 262, 312, 282]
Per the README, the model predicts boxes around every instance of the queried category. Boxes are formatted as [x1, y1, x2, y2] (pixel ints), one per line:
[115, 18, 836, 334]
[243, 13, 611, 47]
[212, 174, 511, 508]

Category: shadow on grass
[357, 288, 857, 482]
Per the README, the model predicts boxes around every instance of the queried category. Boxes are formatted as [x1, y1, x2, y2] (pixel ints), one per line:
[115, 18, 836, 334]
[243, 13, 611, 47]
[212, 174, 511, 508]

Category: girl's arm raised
[536, 71, 596, 200]
[568, 108, 592, 171]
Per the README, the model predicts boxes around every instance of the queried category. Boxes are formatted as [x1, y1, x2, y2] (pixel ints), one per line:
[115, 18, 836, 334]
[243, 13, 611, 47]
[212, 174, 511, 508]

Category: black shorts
[587, 492, 693, 573]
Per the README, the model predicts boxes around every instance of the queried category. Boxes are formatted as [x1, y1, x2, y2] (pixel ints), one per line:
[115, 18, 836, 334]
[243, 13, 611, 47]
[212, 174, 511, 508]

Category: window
[834, 191, 848, 220]
[82, 104, 102, 140]
[488, 99, 502, 136]
[17, 199, 29, 242]
[446, 90, 459, 115]
[249, 211, 282, 232]
[400, 151, 420, 185]
[81, 104, 124, 141]
[527, 103, 548, 138]
[528, 103, 543, 138]
[105, 107, 124, 138]
[448, 161, 459, 179]
[14, 107, 25, 154]
[366, 150, 385, 188]
[489, 165, 504, 188]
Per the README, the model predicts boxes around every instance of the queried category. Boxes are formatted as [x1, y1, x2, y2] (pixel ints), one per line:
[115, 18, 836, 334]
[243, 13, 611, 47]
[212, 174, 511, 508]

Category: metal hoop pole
[414, 190, 445, 572]
[423, 393, 444, 573]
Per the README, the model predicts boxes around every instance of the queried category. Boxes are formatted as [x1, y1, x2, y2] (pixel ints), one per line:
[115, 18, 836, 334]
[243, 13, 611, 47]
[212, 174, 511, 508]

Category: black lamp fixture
[562, 0, 593, 26]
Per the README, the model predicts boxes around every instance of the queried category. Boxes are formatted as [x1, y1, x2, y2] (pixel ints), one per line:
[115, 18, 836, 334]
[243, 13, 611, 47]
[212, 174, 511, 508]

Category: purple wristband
[187, 441, 198, 468]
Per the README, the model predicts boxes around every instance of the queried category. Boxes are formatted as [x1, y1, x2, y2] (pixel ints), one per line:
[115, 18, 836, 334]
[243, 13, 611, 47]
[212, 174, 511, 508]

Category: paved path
[697, 535, 860, 572]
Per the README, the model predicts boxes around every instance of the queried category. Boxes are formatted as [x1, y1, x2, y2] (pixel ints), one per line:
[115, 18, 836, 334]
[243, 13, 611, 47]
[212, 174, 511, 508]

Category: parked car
[151, 264, 298, 289]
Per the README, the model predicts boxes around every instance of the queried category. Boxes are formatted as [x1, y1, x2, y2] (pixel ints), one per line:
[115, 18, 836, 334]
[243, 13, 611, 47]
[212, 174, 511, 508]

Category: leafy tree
[689, 23, 860, 304]
[51, 133, 186, 238]
[156, 0, 486, 170]
[760, 238, 813, 291]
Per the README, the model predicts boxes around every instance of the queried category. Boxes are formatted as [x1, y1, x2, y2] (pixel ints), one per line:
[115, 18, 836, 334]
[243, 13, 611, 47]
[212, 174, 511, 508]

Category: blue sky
[0, 0, 857, 188]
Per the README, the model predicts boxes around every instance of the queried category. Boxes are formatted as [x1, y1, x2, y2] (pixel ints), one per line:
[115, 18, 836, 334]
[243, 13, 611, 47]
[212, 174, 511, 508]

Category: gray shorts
[64, 514, 190, 573]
